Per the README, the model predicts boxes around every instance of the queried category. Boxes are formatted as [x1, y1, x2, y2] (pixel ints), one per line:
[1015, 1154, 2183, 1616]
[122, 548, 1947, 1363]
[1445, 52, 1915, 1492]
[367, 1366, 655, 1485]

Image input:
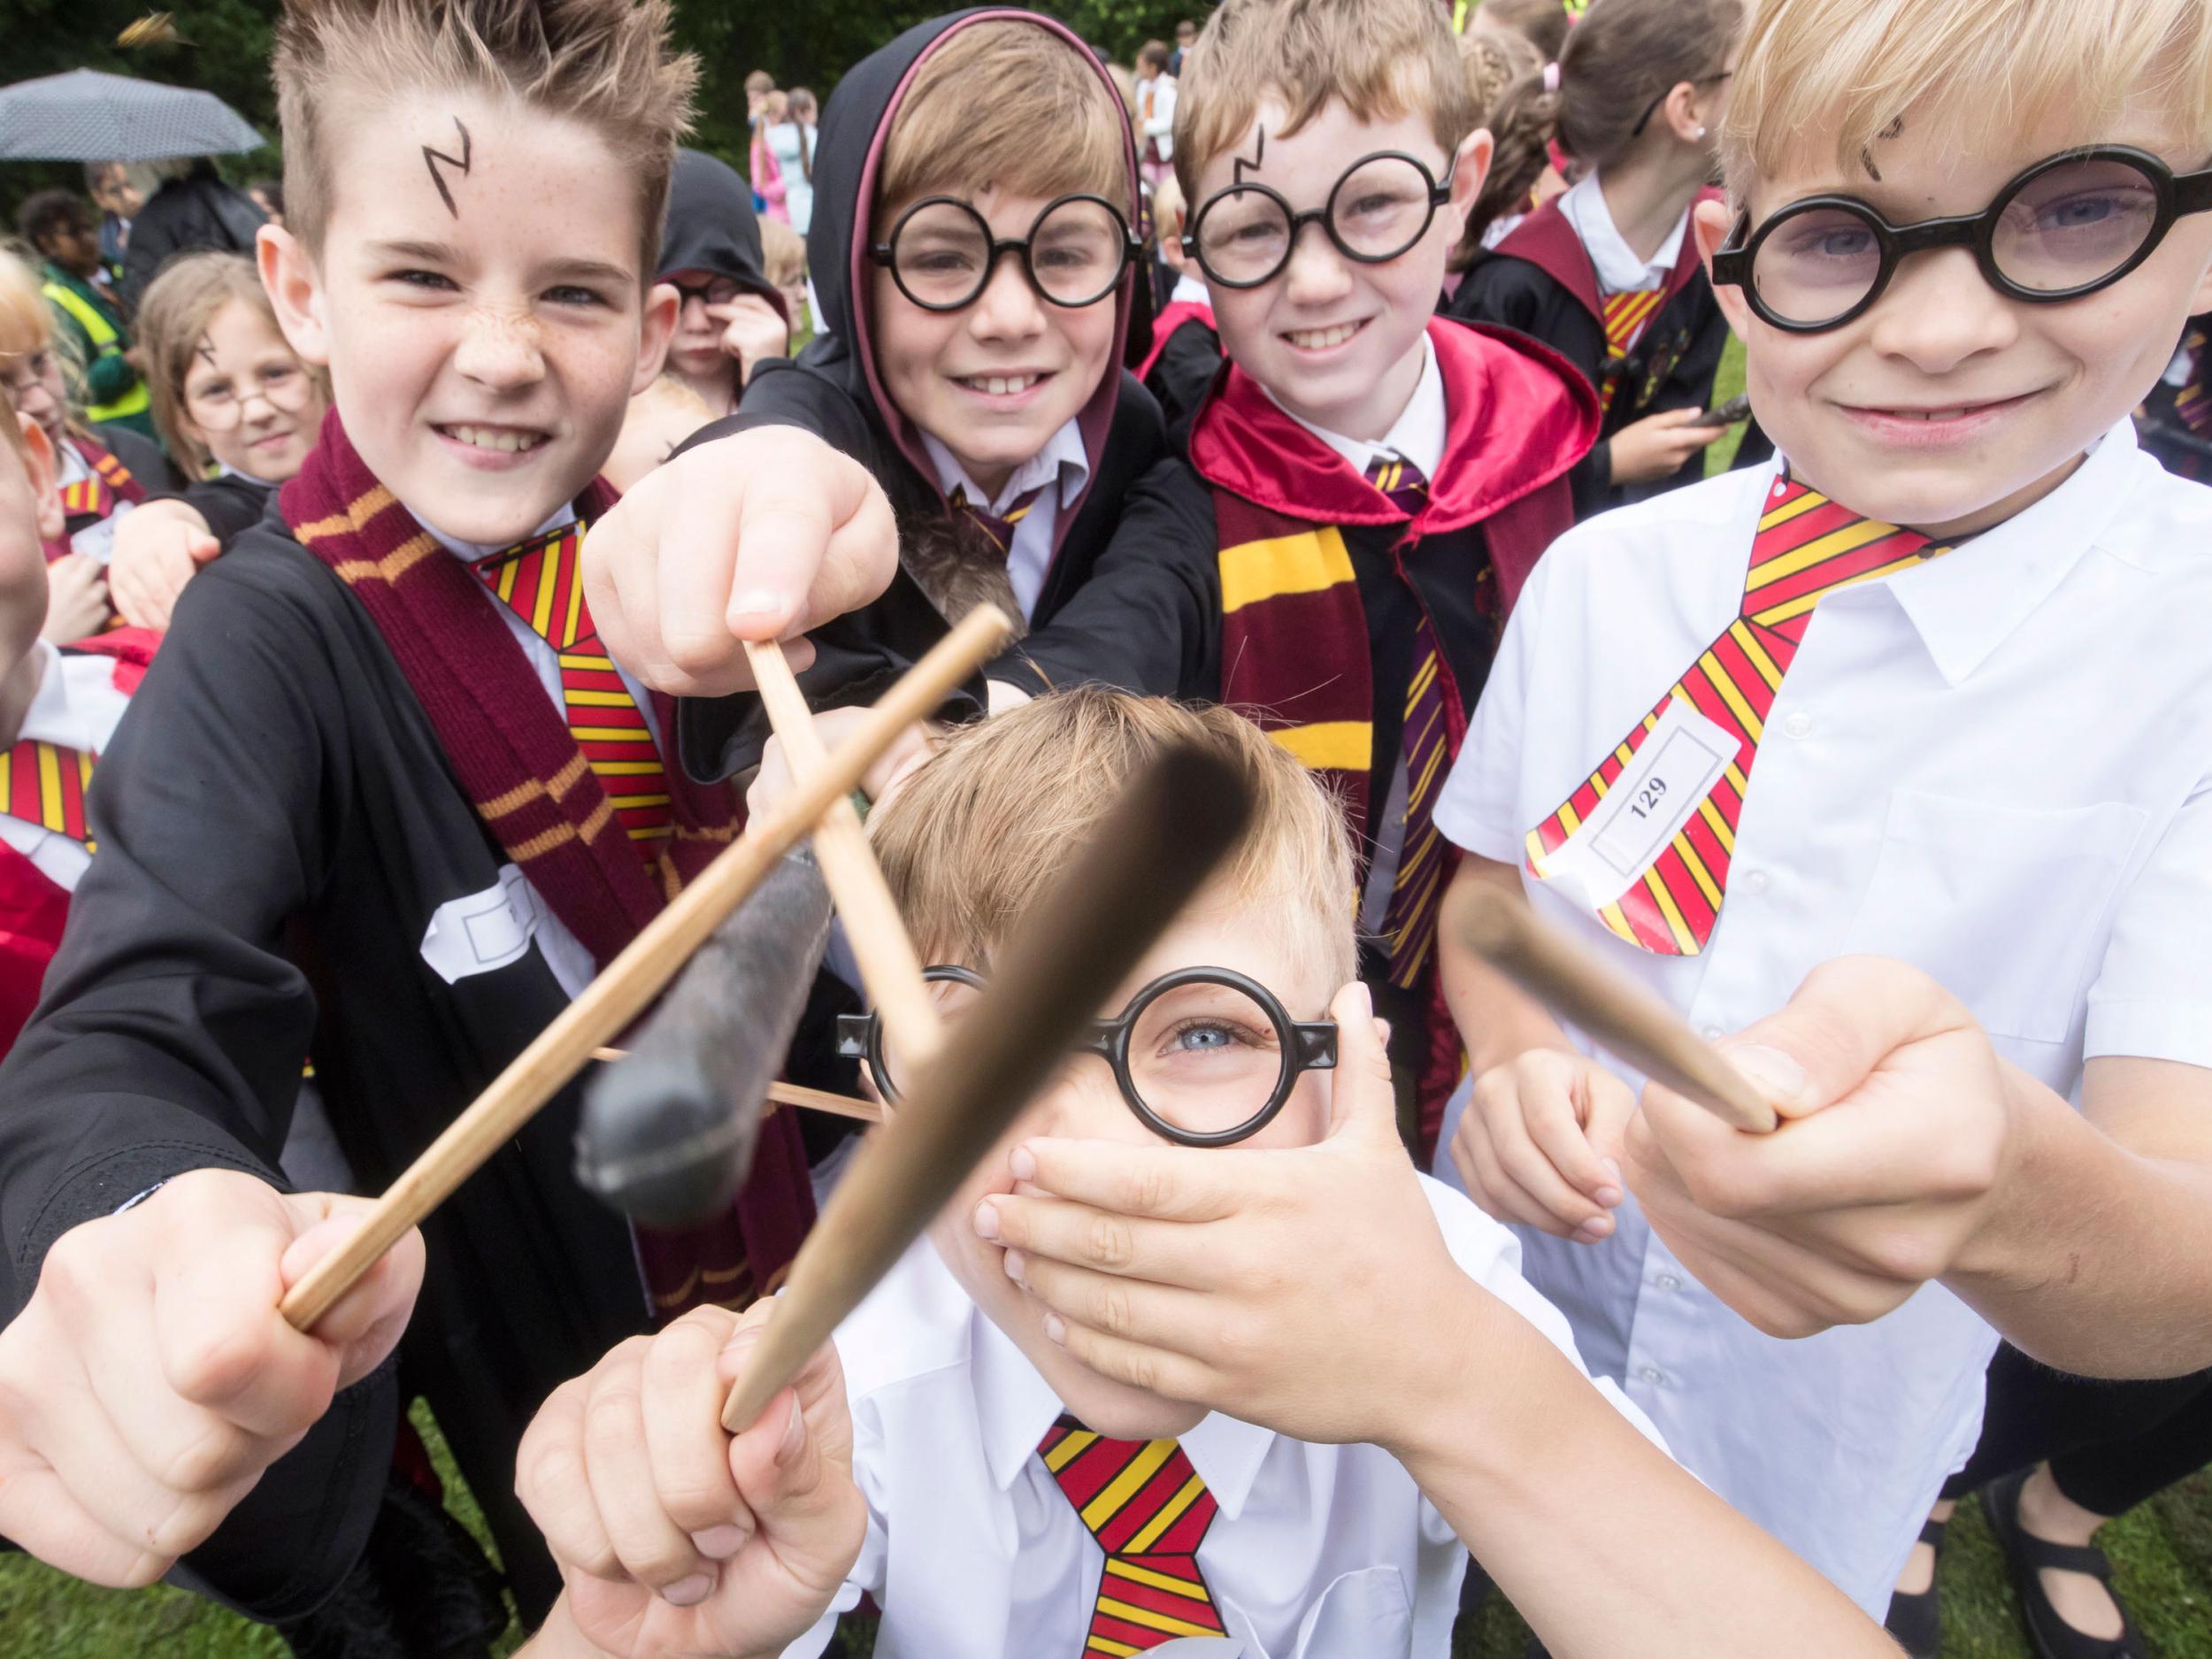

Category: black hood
[656, 148, 785, 319]
[801, 8, 1140, 517]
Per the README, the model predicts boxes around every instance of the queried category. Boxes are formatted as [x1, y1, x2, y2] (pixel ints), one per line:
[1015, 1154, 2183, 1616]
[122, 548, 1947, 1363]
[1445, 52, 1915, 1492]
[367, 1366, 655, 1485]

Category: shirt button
[1782, 710, 1814, 739]
[1744, 868, 1770, 895]
[1655, 1273, 1682, 1293]
[1638, 1364, 1668, 1386]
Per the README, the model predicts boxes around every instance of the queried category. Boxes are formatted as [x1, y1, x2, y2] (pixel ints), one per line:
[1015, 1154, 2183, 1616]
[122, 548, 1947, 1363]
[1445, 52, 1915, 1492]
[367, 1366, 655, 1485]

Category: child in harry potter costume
[1448, 0, 1743, 519]
[0, 0, 830, 1628]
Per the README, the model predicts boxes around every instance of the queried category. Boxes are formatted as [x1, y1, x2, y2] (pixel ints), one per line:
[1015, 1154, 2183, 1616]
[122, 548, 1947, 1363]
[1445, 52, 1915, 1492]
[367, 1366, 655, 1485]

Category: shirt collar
[1803, 420, 2142, 687]
[1558, 173, 1687, 296]
[968, 1275, 1276, 1520]
[1168, 271, 1210, 306]
[920, 418, 1091, 518]
[1259, 333, 1447, 482]
[411, 502, 579, 565]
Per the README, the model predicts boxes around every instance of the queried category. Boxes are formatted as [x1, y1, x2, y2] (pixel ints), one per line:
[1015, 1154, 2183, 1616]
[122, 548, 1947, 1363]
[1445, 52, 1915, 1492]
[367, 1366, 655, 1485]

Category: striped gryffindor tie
[476, 522, 673, 853]
[1598, 289, 1665, 415]
[58, 474, 115, 521]
[949, 481, 1046, 557]
[2177, 328, 2209, 435]
[0, 741, 95, 849]
[1525, 477, 1949, 956]
[1363, 454, 1450, 988]
[1041, 1414, 1228, 1655]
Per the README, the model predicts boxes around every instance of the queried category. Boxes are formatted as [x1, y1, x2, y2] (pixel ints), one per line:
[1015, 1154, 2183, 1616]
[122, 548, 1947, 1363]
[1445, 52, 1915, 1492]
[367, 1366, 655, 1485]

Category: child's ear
[19, 416, 63, 545]
[1661, 79, 1709, 145]
[1694, 198, 1755, 340]
[257, 223, 331, 368]
[634, 280, 680, 396]
[1445, 127, 1495, 242]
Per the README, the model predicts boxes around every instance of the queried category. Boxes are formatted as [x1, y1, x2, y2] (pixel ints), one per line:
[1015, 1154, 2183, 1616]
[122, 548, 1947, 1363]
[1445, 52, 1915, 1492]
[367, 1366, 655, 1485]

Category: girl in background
[768, 87, 819, 234]
[1449, 0, 1740, 518]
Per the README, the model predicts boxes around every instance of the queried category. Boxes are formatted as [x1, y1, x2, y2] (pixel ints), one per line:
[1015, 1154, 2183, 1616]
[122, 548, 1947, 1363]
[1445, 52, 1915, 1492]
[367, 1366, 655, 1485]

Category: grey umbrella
[0, 68, 264, 162]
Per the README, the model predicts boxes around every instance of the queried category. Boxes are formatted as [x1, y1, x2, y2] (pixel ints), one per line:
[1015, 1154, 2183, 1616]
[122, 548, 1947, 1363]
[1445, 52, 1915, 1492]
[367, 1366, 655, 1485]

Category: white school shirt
[920, 418, 1090, 622]
[1260, 340, 1448, 934]
[409, 504, 669, 1002]
[0, 641, 133, 892]
[1555, 173, 1686, 296]
[1431, 423, 2212, 1616]
[1138, 73, 1178, 160]
[55, 442, 134, 565]
[785, 1175, 1663, 1659]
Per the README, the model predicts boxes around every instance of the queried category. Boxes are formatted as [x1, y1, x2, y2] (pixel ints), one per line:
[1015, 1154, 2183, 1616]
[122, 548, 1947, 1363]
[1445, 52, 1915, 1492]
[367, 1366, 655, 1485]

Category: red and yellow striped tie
[1041, 1415, 1227, 1655]
[949, 482, 1046, 557]
[1525, 478, 1948, 955]
[1362, 454, 1450, 988]
[58, 475, 114, 521]
[1598, 289, 1664, 415]
[0, 741, 95, 849]
[476, 521, 673, 853]
[2177, 327, 2208, 434]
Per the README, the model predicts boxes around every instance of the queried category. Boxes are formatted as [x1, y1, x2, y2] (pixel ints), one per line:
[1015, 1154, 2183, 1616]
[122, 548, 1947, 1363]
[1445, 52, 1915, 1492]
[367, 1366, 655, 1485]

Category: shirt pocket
[1842, 790, 2147, 1043]
[1288, 1565, 1414, 1658]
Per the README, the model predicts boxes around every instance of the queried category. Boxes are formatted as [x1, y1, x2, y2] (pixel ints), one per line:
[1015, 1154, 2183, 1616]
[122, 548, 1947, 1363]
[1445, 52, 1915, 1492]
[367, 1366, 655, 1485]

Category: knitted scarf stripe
[280, 414, 736, 971]
[73, 434, 148, 505]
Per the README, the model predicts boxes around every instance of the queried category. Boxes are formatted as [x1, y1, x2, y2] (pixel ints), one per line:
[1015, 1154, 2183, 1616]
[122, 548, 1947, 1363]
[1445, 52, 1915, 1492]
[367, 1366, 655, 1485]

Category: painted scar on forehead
[1233, 126, 1267, 186]
[1860, 117, 1907, 184]
[194, 336, 216, 366]
[422, 118, 474, 219]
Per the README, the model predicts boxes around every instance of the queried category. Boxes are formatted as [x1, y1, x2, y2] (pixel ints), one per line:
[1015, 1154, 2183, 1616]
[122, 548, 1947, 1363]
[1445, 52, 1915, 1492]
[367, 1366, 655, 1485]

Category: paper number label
[1532, 696, 1735, 910]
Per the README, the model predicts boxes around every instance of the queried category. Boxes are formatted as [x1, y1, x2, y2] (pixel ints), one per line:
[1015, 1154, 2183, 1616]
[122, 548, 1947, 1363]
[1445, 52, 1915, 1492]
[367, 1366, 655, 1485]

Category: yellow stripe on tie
[1599, 902, 1638, 944]
[569, 725, 648, 741]
[1406, 653, 1439, 708]
[1742, 517, 1895, 591]
[530, 558, 559, 637]
[1218, 529, 1355, 613]
[1044, 1431, 1097, 1474]
[1556, 799, 1584, 836]
[1729, 619, 1785, 690]
[1677, 837, 1723, 910]
[1094, 1598, 1219, 1640]
[495, 558, 520, 604]
[37, 743, 63, 828]
[558, 652, 616, 671]
[1104, 1558, 1214, 1601]
[1266, 721, 1370, 773]
[588, 759, 666, 775]
[1123, 1473, 1207, 1553]
[1698, 795, 1735, 855]
[1756, 487, 1830, 535]
[565, 688, 642, 707]
[565, 539, 589, 642]
[1081, 1440, 1176, 1531]
[1087, 1639, 1142, 1658]
[1698, 650, 1763, 742]
[1751, 552, 1926, 625]
[1639, 867, 1700, 955]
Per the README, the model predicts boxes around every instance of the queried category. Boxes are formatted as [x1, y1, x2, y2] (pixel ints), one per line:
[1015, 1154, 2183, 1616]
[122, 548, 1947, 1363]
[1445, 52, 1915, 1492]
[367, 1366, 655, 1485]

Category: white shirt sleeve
[1434, 546, 1556, 864]
[2084, 776, 2212, 1069]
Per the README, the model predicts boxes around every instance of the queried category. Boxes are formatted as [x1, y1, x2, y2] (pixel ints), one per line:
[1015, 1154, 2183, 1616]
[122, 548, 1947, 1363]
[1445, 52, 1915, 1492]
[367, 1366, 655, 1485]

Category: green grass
[1706, 331, 1752, 475]
[6, 1396, 2210, 1656]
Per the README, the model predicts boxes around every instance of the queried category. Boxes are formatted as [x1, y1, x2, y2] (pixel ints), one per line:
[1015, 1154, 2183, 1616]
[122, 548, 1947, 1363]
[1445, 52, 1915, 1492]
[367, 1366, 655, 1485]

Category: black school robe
[1448, 193, 1730, 519]
[677, 9, 1167, 781]
[0, 503, 655, 1621]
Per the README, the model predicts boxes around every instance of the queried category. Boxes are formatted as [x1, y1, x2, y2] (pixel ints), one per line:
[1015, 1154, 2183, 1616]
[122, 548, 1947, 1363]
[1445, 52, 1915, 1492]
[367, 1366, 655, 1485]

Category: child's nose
[966, 255, 1048, 341]
[452, 306, 548, 388]
[1864, 248, 2020, 373]
[1280, 224, 1355, 309]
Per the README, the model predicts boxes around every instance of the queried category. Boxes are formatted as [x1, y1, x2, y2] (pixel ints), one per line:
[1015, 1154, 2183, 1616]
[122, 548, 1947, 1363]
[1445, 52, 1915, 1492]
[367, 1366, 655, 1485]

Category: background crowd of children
[1, 1, 2210, 1657]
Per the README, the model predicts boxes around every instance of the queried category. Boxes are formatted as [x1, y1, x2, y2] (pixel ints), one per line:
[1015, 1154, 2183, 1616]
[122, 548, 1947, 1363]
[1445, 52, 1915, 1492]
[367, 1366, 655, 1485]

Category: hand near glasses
[39, 552, 111, 645]
[110, 501, 224, 632]
[706, 292, 792, 388]
[979, 982, 1469, 1448]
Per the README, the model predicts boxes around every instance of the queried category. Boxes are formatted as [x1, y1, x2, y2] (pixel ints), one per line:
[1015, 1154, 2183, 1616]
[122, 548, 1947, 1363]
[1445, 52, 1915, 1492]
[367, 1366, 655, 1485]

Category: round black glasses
[869, 193, 1141, 312]
[1182, 151, 1455, 290]
[1709, 145, 2212, 334]
[836, 964, 1338, 1148]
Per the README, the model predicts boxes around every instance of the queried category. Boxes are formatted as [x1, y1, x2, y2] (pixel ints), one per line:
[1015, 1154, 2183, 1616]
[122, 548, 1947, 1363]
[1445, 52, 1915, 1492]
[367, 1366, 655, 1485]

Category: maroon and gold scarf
[280, 411, 814, 1311]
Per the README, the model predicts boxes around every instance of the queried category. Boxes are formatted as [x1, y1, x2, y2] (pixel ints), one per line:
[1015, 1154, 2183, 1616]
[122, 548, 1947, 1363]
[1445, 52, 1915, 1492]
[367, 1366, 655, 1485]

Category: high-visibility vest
[41, 280, 150, 425]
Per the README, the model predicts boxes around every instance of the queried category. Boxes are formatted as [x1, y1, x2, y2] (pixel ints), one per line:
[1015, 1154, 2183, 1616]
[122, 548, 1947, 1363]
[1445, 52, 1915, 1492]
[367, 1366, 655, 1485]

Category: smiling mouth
[1847, 392, 2036, 423]
[955, 373, 1048, 396]
[1283, 320, 1368, 351]
[437, 422, 551, 454]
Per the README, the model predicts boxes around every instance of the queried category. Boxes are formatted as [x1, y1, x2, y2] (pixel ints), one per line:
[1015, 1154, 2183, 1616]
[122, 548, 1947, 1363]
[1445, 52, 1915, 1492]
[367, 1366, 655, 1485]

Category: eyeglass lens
[672, 277, 744, 308]
[1194, 154, 1439, 286]
[1750, 154, 2163, 327]
[191, 366, 314, 431]
[891, 197, 1127, 309]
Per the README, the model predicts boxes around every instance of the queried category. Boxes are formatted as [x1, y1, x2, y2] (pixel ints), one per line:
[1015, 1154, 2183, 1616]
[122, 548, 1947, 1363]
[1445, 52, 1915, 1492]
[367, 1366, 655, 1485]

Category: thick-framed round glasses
[667, 274, 747, 310]
[1709, 145, 2212, 334]
[837, 964, 1338, 1148]
[1182, 151, 1455, 290]
[868, 193, 1141, 312]
[187, 364, 318, 432]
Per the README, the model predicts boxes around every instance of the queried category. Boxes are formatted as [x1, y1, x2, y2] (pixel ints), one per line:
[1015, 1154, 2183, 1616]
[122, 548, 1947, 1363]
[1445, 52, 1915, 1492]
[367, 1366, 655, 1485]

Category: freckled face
[925, 887, 1337, 1440]
[268, 91, 673, 545]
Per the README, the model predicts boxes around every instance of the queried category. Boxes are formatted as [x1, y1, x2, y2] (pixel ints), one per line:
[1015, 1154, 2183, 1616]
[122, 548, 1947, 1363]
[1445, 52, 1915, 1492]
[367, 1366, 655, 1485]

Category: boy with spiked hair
[1434, 0, 2212, 1619]
[0, 0, 874, 1622]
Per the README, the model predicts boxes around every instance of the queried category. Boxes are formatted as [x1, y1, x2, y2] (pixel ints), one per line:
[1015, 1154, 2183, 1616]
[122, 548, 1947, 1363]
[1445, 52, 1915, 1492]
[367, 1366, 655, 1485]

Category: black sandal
[1884, 1516, 1947, 1658]
[1983, 1468, 2147, 1659]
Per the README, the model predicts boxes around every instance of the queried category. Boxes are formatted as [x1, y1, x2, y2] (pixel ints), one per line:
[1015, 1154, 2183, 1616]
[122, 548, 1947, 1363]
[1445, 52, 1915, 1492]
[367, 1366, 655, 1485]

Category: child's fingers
[516, 1380, 624, 1581]
[641, 1308, 751, 1543]
[976, 1192, 1211, 1289]
[1480, 1079, 1609, 1233]
[1006, 1250, 1219, 1362]
[581, 1360, 713, 1597]
[1456, 1115, 1591, 1239]
[1010, 1136, 1243, 1224]
[1322, 982, 1401, 1147]
[1038, 1313, 1215, 1406]
[0, 1455, 169, 1590]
